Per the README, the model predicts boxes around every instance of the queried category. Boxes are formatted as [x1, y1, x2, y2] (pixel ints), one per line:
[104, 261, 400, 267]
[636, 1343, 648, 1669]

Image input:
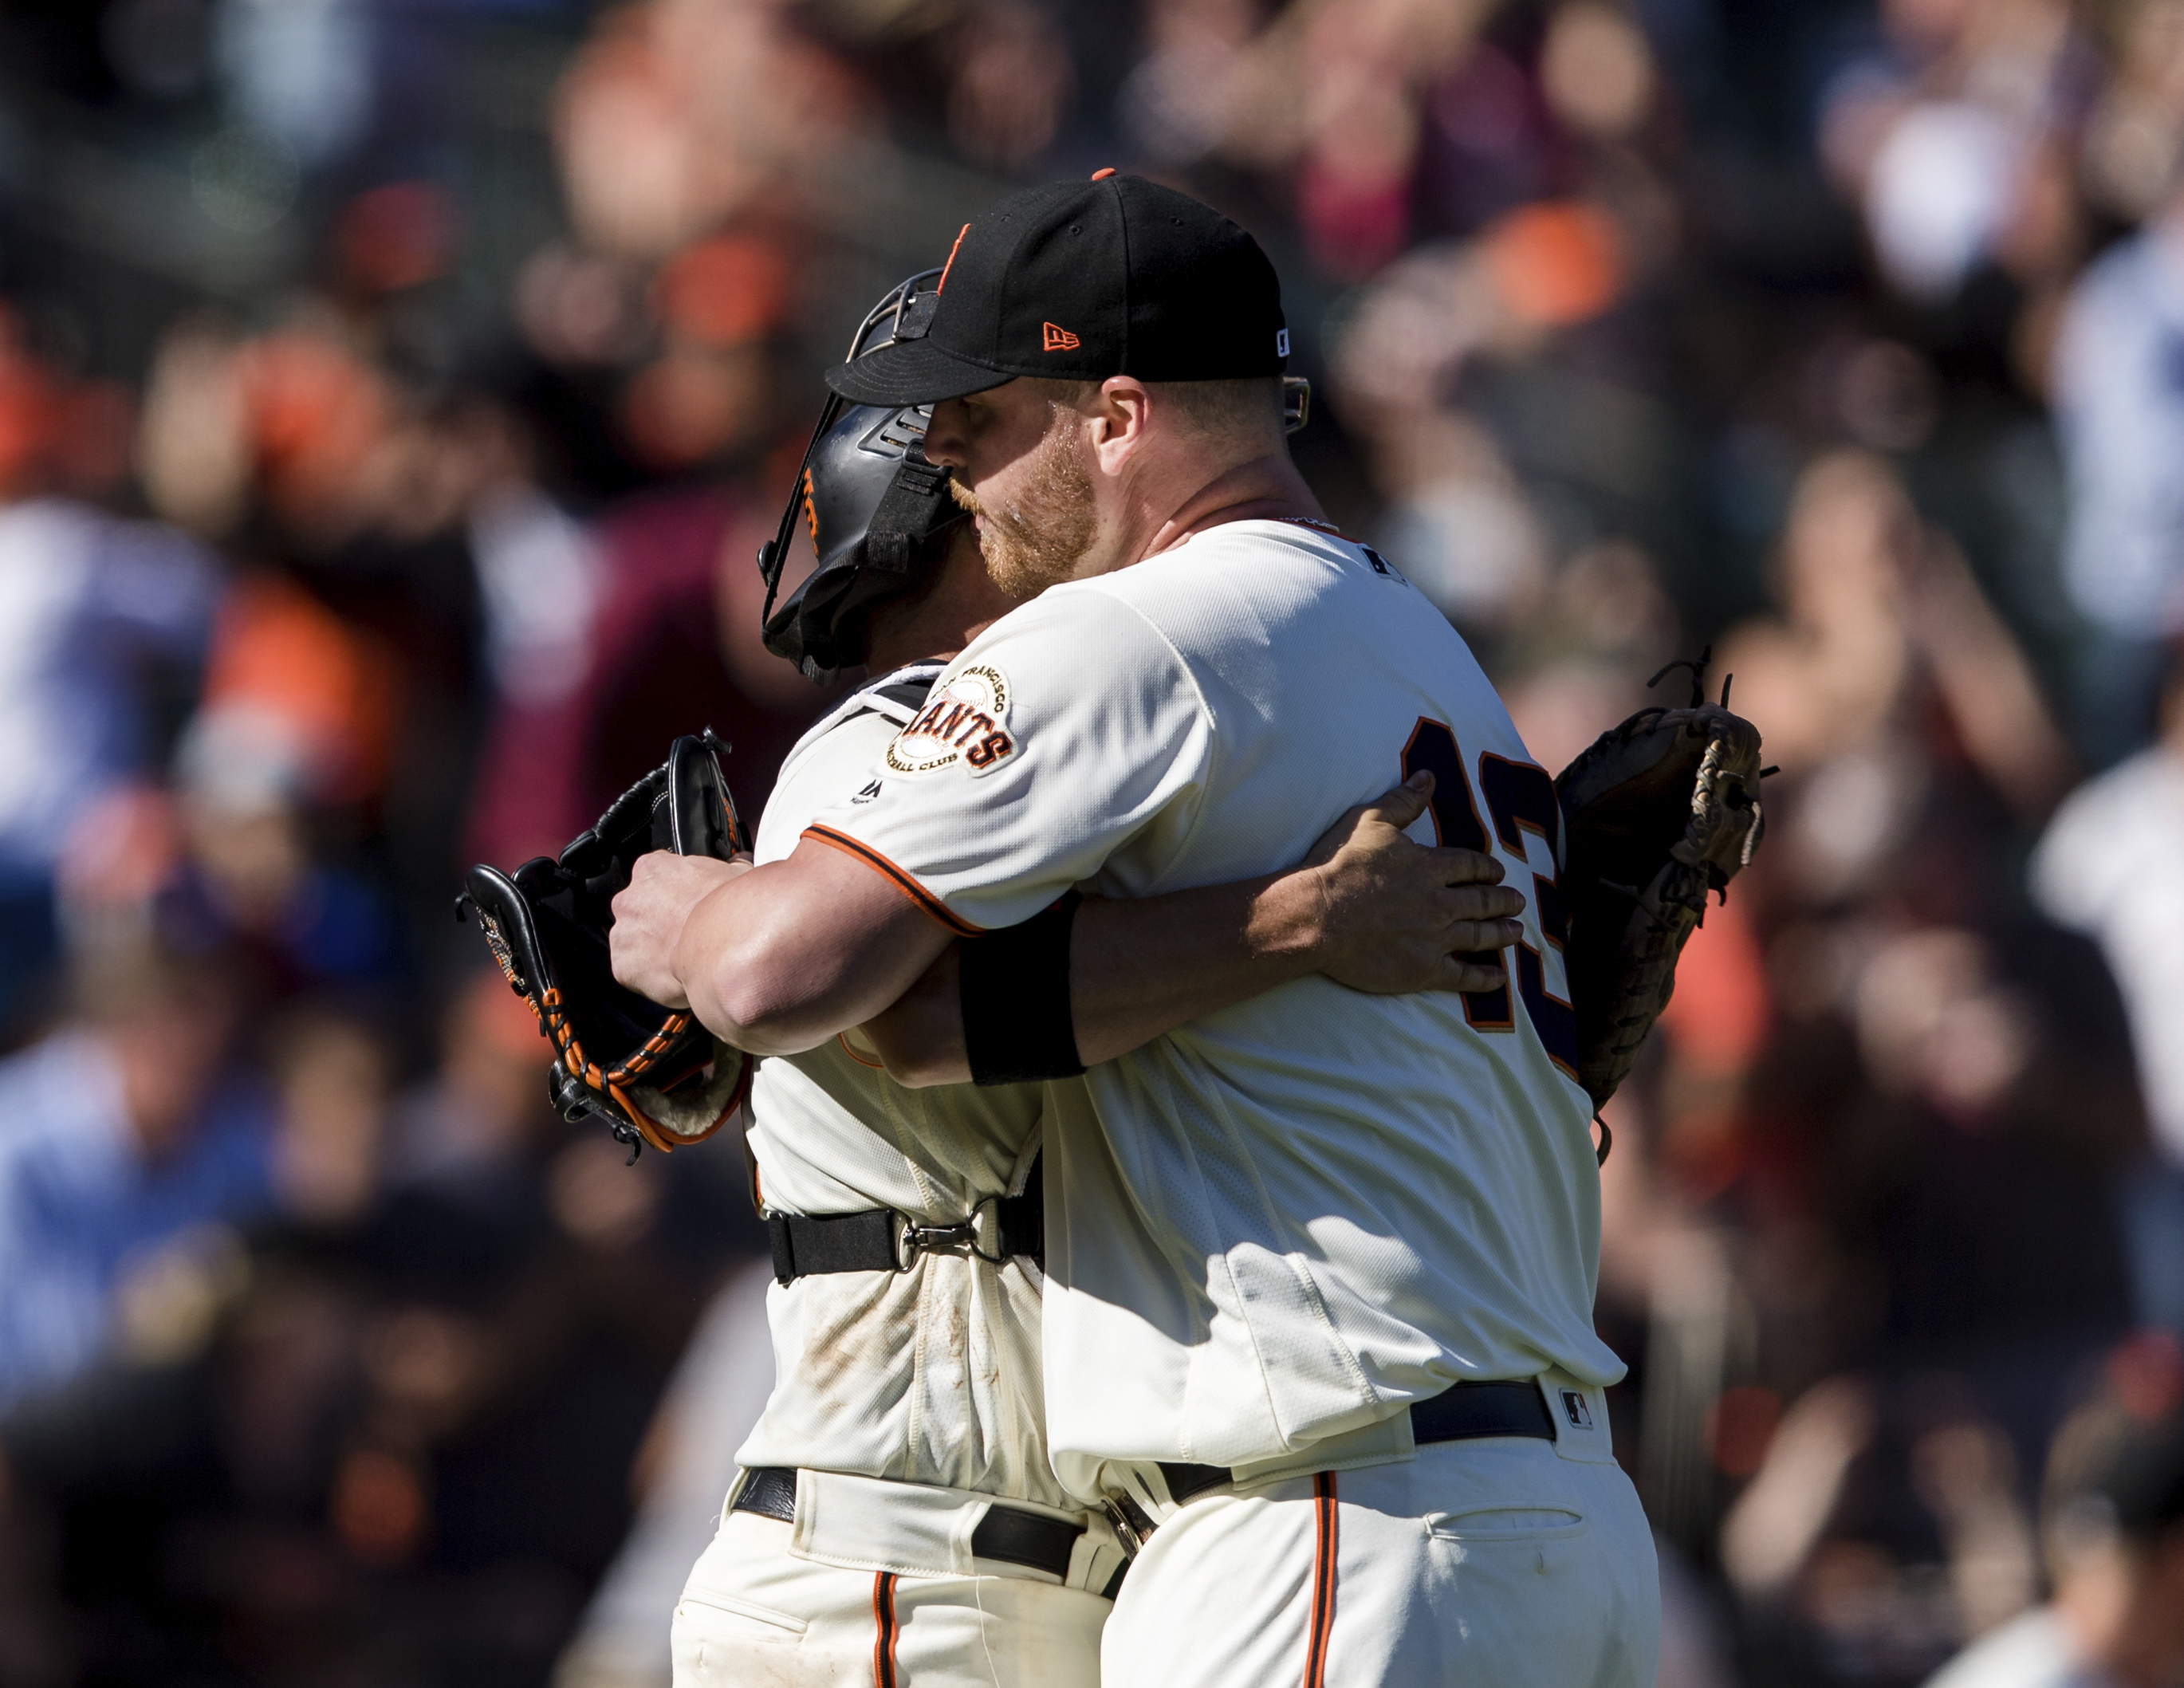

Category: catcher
[472, 271, 1536, 1687]
[604, 176, 1763, 1688]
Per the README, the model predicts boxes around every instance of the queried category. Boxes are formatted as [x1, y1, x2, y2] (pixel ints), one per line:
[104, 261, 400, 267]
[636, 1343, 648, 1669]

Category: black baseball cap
[825, 173, 1289, 407]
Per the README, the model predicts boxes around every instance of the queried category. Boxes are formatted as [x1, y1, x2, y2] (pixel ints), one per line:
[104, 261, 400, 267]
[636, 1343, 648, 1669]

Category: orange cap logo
[1041, 321, 1080, 352]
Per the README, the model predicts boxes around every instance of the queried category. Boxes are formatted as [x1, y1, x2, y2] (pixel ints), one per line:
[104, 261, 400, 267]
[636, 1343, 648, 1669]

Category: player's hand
[609, 850, 752, 1010]
[1304, 772, 1525, 995]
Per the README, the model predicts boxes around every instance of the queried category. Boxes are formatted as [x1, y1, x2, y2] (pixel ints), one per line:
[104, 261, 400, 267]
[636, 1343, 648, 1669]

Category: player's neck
[1113, 450, 1324, 569]
[864, 540, 1021, 673]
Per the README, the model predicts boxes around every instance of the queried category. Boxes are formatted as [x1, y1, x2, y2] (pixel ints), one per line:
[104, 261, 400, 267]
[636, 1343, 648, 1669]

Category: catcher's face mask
[758, 269, 966, 681]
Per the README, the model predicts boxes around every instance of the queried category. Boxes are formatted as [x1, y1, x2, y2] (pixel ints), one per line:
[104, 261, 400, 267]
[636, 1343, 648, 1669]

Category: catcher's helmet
[758, 270, 966, 680]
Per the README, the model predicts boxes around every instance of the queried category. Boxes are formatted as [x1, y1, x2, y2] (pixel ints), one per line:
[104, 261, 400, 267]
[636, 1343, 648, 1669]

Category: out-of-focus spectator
[2032, 642, 2184, 1333]
[2049, 192, 2184, 765]
[187, 568, 395, 798]
[550, 0, 864, 262]
[1820, 0, 2087, 305]
[465, 421, 604, 716]
[0, 942, 264, 1411]
[388, 968, 554, 1188]
[0, 447, 216, 1031]
[0, 953, 751, 1684]
[2078, 0, 2184, 226]
[159, 694, 402, 1000]
[266, 1004, 392, 1227]
[1925, 1356, 2184, 1688]
[1722, 1373, 2049, 1682]
[1724, 449, 2075, 835]
[945, 0, 1075, 172]
[467, 218, 832, 868]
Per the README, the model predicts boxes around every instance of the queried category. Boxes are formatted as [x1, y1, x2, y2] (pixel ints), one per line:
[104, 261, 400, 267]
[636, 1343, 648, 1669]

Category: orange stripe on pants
[872, 1571, 899, 1688]
[1302, 1472, 1338, 1687]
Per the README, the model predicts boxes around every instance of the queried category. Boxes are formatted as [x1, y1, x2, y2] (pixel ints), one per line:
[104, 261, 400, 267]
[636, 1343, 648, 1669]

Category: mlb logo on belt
[1042, 321, 1080, 352]
[1560, 1390, 1594, 1430]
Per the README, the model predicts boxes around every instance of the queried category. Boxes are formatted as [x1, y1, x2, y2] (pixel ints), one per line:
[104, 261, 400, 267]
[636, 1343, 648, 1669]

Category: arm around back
[862, 772, 1525, 1086]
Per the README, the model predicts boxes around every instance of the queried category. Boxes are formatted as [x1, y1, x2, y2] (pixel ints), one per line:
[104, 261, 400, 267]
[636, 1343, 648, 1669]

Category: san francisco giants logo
[886, 664, 1017, 777]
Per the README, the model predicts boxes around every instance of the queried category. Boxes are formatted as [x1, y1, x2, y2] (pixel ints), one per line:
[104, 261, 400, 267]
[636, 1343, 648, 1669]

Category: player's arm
[862, 770, 1522, 1087]
[608, 770, 1519, 1067]
[608, 844, 957, 1057]
[612, 594, 1480, 1063]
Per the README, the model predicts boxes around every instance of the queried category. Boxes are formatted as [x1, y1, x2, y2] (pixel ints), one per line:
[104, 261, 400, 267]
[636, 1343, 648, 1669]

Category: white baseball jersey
[734, 663, 1066, 1509]
[802, 520, 1624, 1494]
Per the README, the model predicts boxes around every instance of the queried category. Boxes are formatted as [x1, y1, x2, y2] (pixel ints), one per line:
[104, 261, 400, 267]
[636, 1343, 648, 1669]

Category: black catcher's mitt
[458, 731, 750, 1159]
[1555, 662, 1768, 1116]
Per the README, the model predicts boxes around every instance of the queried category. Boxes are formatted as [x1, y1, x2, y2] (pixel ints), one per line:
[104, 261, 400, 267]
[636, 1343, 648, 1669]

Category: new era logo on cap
[1042, 321, 1080, 352]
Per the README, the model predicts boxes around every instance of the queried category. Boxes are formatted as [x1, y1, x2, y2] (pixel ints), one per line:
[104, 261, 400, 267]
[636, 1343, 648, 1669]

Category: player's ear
[1090, 376, 1151, 474]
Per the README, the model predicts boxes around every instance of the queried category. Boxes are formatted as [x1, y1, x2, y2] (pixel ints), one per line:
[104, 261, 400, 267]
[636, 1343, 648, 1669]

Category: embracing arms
[608, 770, 1521, 1075]
[864, 773, 1517, 1084]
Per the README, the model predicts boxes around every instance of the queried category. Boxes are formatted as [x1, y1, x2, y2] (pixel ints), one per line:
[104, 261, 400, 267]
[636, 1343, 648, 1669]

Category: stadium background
[1, 0, 2181, 1682]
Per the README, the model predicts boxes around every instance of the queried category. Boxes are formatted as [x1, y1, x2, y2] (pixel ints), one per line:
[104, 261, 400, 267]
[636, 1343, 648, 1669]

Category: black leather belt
[767, 1156, 1042, 1284]
[731, 1467, 1086, 1580]
[1158, 1379, 1559, 1508]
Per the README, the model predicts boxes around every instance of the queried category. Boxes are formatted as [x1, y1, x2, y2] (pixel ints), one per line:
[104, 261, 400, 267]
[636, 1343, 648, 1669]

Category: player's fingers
[1437, 954, 1508, 994]
[1360, 773, 1433, 833]
[1446, 916, 1525, 954]
[1438, 883, 1525, 923]
[1426, 845, 1505, 886]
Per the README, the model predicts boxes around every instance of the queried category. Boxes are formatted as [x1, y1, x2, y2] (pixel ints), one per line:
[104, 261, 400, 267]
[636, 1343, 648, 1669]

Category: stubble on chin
[946, 421, 1096, 599]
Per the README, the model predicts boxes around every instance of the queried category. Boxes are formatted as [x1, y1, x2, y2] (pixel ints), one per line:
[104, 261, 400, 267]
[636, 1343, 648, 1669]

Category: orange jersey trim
[802, 825, 984, 937]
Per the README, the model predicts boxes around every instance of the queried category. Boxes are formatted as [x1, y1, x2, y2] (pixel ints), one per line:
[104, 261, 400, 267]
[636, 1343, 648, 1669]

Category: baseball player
[612, 175, 1662, 1686]
[663, 271, 1533, 1687]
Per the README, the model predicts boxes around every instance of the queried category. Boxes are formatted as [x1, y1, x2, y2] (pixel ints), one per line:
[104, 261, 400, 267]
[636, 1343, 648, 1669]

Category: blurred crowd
[1, 0, 2182, 1684]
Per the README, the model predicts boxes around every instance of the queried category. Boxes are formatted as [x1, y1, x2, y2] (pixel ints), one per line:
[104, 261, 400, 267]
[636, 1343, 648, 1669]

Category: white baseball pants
[1103, 1392, 1660, 1687]
[671, 1471, 1115, 1688]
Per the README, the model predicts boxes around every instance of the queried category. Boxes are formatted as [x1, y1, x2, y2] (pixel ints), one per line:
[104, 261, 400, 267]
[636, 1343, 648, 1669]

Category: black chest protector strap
[766, 1153, 1043, 1284]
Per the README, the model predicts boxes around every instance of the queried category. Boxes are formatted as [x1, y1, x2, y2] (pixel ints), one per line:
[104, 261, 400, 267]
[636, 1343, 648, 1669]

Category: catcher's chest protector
[458, 731, 750, 1157]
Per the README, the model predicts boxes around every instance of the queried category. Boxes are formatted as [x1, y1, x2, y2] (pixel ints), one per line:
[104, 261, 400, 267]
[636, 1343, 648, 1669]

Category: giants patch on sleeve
[883, 664, 1017, 777]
